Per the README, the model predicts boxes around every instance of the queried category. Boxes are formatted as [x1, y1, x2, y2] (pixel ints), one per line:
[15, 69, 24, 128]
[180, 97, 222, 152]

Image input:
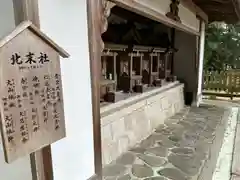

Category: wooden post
[164, 53, 169, 79]
[12, 0, 54, 180]
[140, 55, 143, 77]
[157, 54, 160, 76]
[197, 20, 206, 106]
[114, 53, 117, 91]
[149, 55, 153, 86]
[129, 54, 133, 92]
[170, 28, 175, 75]
[87, 0, 104, 178]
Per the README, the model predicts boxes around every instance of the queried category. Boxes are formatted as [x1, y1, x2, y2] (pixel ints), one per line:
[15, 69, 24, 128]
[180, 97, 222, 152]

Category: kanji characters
[19, 111, 29, 143]
[38, 53, 49, 64]
[6, 79, 14, 86]
[25, 52, 36, 64]
[10, 52, 50, 65]
[10, 53, 22, 65]
[21, 77, 27, 85]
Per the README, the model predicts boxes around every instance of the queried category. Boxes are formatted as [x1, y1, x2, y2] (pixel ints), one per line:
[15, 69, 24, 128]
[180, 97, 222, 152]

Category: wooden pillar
[87, 0, 106, 178]
[164, 53, 169, 78]
[129, 54, 133, 91]
[157, 53, 160, 75]
[170, 28, 175, 75]
[140, 55, 143, 77]
[113, 53, 117, 90]
[12, 0, 40, 28]
[12, 0, 53, 180]
[197, 21, 206, 107]
[149, 55, 153, 85]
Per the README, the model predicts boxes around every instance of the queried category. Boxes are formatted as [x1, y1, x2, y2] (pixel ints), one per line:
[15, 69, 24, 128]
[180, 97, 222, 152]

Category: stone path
[231, 108, 240, 180]
[102, 105, 229, 180]
[212, 107, 238, 180]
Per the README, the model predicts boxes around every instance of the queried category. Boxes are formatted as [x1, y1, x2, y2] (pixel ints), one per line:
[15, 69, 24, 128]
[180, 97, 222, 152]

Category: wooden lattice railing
[203, 70, 240, 99]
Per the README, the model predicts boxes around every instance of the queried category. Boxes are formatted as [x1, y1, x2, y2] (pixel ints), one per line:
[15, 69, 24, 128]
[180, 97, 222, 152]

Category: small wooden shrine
[100, 44, 177, 103]
[164, 48, 177, 82]
[118, 50, 144, 93]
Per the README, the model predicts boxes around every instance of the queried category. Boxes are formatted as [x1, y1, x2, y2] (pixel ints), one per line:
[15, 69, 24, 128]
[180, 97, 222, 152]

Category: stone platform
[102, 105, 230, 180]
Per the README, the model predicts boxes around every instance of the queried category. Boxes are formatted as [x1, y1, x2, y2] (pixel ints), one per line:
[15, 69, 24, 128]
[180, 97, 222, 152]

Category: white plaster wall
[0, 1, 32, 180]
[133, 0, 200, 32]
[38, 0, 95, 180]
[0, 0, 15, 39]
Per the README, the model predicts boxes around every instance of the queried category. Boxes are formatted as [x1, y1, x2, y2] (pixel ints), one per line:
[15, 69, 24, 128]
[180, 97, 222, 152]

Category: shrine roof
[192, 0, 240, 23]
[0, 21, 70, 58]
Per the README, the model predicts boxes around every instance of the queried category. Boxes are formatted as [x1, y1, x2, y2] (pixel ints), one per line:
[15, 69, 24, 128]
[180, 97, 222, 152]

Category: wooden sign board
[0, 21, 69, 163]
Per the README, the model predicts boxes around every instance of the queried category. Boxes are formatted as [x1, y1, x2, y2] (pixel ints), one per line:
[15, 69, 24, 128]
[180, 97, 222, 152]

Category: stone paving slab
[102, 105, 230, 180]
[232, 112, 240, 176]
[212, 107, 238, 180]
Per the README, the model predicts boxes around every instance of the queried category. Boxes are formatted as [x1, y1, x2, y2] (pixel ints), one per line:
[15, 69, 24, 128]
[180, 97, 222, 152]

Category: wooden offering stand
[158, 49, 176, 84]
[150, 48, 166, 87]
[150, 50, 165, 87]
[118, 51, 144, 93]
[130, 52, 144, 93]
[164, 49, 177, 82]
[134, 46, 163, 88]
[159, 52, 167, 80]
[142, 53, 150, 85]
[100, 50, 117, 102]
[150, 53, 159, 85]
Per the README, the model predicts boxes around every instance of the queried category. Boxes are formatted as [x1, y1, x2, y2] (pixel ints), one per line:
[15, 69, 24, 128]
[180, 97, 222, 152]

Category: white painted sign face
[0, 23, 68, 163]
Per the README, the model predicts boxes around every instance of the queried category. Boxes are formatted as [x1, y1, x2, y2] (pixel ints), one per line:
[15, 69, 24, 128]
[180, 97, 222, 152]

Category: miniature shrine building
[0, 0, 240, 180]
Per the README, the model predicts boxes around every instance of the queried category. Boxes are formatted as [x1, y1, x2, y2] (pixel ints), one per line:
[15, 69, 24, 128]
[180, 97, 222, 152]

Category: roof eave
[232, 0, 240, 22]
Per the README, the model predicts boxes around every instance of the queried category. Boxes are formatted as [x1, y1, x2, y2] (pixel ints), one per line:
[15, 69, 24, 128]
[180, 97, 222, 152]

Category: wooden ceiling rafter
[193, 0, 240, 23]
[232, 0, 240, 21]
[181, 0, 208, 22]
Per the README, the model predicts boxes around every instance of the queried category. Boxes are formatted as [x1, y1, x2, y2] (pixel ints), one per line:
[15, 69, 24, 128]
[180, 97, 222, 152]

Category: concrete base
[100, 82, 184, 165]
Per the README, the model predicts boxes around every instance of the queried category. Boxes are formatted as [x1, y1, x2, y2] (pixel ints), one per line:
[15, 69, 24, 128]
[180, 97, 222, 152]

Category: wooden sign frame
[0, 21, 69, 163]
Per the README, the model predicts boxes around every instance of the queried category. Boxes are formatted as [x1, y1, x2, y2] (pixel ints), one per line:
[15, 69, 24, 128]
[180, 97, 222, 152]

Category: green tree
[204, 23, 240, 71]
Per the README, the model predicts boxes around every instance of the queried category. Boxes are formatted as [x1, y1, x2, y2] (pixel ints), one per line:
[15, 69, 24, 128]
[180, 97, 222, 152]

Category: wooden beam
[181, 0, 208, 22]
[110, 0, 200, 36]
[193, 0, 240, 23]
[12, 0, 53, 180]
[232, 0, 240, 21]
